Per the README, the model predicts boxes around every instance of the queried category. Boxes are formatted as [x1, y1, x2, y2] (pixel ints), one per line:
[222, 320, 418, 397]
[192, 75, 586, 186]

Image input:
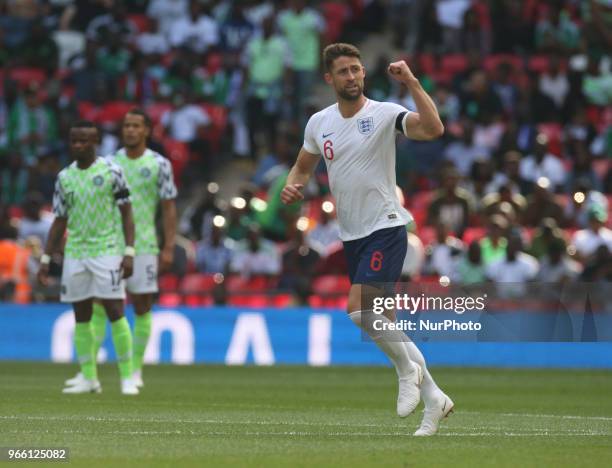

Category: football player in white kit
[281, 43, 454, 436]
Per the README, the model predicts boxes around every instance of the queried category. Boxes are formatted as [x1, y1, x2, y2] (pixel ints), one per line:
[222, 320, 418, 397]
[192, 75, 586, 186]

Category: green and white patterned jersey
[53, 157, 131, 259]
[109, 148, 177, 255]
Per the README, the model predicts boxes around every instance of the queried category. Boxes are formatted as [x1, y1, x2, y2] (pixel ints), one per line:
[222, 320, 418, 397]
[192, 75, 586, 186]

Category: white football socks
[349, 310, 416, 379]
[403, 341, 442, 407]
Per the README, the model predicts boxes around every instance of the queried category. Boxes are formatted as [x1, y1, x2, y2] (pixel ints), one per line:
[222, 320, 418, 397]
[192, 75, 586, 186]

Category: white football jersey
[303, 98, 413, 241]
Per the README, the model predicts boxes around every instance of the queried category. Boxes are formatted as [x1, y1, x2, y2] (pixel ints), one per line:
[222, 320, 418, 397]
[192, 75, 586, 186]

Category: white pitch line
[4, 429, 611, 438]
[464, 411, 612, 422]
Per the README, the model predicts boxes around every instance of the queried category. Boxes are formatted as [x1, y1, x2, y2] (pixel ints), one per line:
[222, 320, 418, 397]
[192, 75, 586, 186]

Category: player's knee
[102, 301, 124, 322]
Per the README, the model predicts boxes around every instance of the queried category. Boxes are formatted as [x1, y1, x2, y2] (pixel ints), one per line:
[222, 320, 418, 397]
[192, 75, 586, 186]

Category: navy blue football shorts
[343, 225, 407, 286]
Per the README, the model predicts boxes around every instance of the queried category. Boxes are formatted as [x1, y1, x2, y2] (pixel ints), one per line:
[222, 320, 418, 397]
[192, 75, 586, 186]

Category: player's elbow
[426, 121, 444, 139]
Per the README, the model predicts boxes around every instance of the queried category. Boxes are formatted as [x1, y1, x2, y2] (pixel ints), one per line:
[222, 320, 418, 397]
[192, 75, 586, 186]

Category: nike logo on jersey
[322, 132, 334, 138]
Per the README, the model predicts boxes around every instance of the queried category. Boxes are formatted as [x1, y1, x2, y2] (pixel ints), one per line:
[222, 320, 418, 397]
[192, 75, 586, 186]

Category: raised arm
[388, 60, 444, 141]
[281, 147, 320, 205]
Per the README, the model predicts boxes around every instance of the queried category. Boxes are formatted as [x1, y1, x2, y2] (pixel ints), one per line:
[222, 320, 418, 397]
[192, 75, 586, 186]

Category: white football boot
[64, 372, 86, 387]
[414, 392, 454, 436]
[397, 363, 423, 417]
[62, 378, 102, 394]
[121, 377, 140, 395]
[132, 370, 144, 388]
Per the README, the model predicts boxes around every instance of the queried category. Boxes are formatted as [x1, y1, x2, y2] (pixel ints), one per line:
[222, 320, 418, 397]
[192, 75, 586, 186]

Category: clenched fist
[280, 183, 304, 205]
[388, 60, 418, 85]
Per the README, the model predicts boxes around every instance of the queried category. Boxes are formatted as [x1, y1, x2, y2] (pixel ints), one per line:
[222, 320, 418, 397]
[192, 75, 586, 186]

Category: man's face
[69, 127, 97, 162]
[325, 56, 365, 102]
[122, 113, 149, 149]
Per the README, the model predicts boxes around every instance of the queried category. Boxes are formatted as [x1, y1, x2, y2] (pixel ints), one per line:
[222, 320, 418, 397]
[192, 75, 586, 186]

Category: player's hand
[388, 60, 418, 85]
[280, 184, 304, 205]
[37, 263, 50, 286]
[159, 246, 174, 273]
[121, 256, 134, 279]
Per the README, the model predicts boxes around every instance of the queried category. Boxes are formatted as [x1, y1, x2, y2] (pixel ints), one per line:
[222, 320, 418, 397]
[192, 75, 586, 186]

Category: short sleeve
[52, 177, 67, 218]
[383, 102, 412, 135]
[157, 156, 178, 200]
[109, 163, 131, 205]
[303, 114, 320, 155]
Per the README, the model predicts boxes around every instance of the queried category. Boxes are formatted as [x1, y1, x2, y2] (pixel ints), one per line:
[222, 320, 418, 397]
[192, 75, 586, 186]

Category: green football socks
[74, 322, 97, 380]
[133, 312, 152, 374]
[91, 302, 107, 355]
[110, 317, 134, 380]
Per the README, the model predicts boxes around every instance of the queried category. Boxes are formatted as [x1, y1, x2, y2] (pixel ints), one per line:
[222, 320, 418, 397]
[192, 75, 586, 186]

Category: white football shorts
[61, 255, 125, 303]
[125, 254, 159, 294]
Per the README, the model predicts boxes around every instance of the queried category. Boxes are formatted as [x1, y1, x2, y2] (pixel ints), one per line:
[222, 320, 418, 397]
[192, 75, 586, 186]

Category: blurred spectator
[565, 141, 602, 193]
[451, 240, 486, 285]
[571, 206, 612, 263]
[537, 241, 581, 283]
[69, 42, 111, 101]
[17, 192, 53, 245]
[519, 134, 566, 191]
[460, 1, 491, 55]
[179, 182, 222, 241]
[0, 223, 30, 303]
[146, 0, 189, 39]
[582, 56, 612, 107]
[243, 15, 290, 157]
[460, 70, 503, 123]
[7, 84, 58, 162]
[279, 221, 320, 290]
[492, 62, 519, 116]
[535, 6, 580, 54]
[306, 201, 341, 257]
[96, 34, 132, 79]
[436, 0, 470, 53]
[462, 158, 494, 204]
[230, 224, 281, 276]
[580, 244, 612, 282]
[443, 119, 490, 176]
[539, 56, 570, 112]
[0, 151, 29, 205]
[219, 2, 255, 53]
[86, 0, 136, 43]
[482, 183, 527, 220]
[528, 217, 567, 260]
[565, 178, 609, 229]
[0, 0, 36, 49]
[255, 169, 302, 242]
[118, 53, 159, 104]
[423, 221, 464, 278]
[366, 55, 393, 102]
[162, 90, 211, 143]
[522, 177, 565, 227]
[169, 0, 219, 54]
[195, 217, 234, 274]
[278, 0, 325, 122]
[433, 84, 461, 124]
[252, 134, 294, 189]
[427, 167, 474, 238]
[135, 18, 170, 55]
[20, 19, 58, 73]
[479, 214, 508, 266]
[489, 150, 531, 195]
[486, 233, 539, 298]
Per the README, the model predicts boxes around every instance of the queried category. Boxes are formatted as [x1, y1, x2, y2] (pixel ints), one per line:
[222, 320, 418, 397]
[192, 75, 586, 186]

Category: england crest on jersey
[357, 116, 374, 135]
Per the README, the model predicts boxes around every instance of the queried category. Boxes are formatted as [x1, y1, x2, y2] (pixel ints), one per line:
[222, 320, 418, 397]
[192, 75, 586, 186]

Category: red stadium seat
[9, 68, 46, 87]
[159, 293, 181, 307]
[158, 274, 179, 292]
[163, 139, 189, 183]
[441, 54, 468, 74]
[180, 273, 217, 305]
[270, 294, 293, 307]
[146, 102, 173, 125]
[98, 101, 135, 124]
[528, 55, 550, 74]
[228, 294, 269, 307]
[226, 275, 271, 292]
[312, 275, 351, 295]
[537, 122, 563, 156]
[127, 14, 150, 33]
[462, 227, 487, 245]
[417, 226, 436, 246]
[483, 54, 523, 73]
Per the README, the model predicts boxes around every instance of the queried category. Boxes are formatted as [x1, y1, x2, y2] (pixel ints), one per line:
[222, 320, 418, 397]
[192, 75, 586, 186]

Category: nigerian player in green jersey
[38, 121, 139, 395]
[65, 109, 178, 390]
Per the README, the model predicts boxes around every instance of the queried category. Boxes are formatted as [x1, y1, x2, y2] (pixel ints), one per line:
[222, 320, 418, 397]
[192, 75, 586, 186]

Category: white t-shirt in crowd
[162, 105, 211, 142]
[486, 252, 539, 283]
[572, 227, 612, 258]
[519, 153, 566, 188]
[303, 99, 413, 241]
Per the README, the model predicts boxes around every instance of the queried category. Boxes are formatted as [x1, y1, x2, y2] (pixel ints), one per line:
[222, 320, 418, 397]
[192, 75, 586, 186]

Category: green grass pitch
[1, 363, 612, 467]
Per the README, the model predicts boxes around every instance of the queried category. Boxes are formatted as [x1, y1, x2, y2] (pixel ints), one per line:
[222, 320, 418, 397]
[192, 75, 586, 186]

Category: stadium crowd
[0, 0, 610, 306]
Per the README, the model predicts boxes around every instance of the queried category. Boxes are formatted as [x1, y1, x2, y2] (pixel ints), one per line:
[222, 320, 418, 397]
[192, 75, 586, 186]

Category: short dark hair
[125, 108, 152, 128]
[70, 120, 97, 130]
[323, 43, 361, 72]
